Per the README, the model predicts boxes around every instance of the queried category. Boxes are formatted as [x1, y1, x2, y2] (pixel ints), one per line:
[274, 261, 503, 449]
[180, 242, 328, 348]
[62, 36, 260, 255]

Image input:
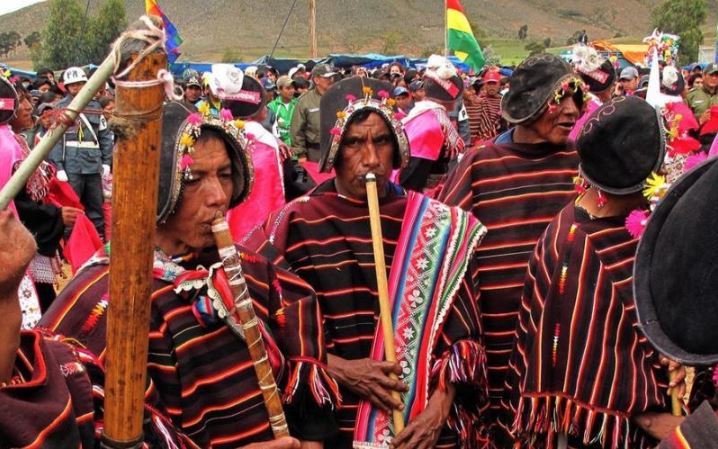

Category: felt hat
[634, 156, 718, 365]
[0, 75, 18, 124]
[422, 55, 464, 102]
[577, 96, 665, 195]
[156, 101, 254, 223]
[207, 64, 266, 119]
[318, 76, 410, 173]
[501, 53, 584, 125]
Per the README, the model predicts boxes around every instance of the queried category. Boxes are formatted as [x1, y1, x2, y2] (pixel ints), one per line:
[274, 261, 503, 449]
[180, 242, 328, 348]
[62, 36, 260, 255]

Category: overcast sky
[0, 0, 45, 15]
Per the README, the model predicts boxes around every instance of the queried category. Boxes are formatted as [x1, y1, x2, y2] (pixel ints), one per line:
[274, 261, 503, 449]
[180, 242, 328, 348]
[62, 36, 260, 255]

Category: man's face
[484, 81, 500, 97]
[528, 95, 580, 145]
[704, 73, 718, 90]
[185, 85, 202, 103]
[620, 77, 638, 93]
[335, 112, 395, 200]
[279, 85, 295, 102]
[395, 93, 412, 111]
[39, 109, 54, 129]
[267, 72, 277, 82]
[313, 76, 334, 95]
[38, 83, 50, 94]
[413, 88, 426, 101]
[693, 77, 703, 89]
[66, 82, 84, 96]
[11, 97, 34, 132]
[158, 136, 235, 252]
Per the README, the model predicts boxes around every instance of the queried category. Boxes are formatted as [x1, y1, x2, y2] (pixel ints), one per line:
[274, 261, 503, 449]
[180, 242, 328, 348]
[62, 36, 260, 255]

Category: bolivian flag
[447, 0, 485, 72]
[146, 0, 183, 63]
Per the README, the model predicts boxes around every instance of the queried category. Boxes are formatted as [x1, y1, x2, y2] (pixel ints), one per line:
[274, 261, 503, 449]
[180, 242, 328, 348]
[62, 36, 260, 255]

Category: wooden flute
[211, 216, 290, 439]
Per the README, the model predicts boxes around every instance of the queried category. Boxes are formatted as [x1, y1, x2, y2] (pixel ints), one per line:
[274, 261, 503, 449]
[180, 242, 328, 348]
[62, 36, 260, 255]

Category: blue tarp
[169, 53, 478, 77]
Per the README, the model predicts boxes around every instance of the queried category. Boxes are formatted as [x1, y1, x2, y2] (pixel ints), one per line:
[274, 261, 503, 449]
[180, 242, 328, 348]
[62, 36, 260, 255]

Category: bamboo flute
[365, 172, 405, 434]
[211, 216, 290, 439]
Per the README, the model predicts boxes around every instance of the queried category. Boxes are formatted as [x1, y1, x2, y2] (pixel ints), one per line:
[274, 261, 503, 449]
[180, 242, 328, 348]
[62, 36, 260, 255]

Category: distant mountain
[2, 0, 716, 62]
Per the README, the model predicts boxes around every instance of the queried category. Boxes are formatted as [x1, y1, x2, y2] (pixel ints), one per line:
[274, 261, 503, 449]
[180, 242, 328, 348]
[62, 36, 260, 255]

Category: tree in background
[23, 31, 41, 50]
[0, 32, 22, 58]
[652, 0, 707, 65]
[32, 0, 126, 70]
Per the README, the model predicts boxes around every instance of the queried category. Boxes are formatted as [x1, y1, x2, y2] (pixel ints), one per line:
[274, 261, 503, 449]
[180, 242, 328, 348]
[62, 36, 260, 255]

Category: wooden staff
[211, 216, 290, 439]
[102, 19, 167, 449]
[365, 172, 405, 434]
[670, 370, 683, 416]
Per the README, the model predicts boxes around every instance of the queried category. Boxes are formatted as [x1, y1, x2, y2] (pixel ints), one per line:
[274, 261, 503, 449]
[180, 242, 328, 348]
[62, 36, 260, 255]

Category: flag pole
[444, 0, 449, 56]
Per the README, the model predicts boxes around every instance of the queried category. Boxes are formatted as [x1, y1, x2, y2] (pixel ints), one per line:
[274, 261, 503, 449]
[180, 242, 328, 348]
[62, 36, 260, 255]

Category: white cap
[63, 67, 88, 85]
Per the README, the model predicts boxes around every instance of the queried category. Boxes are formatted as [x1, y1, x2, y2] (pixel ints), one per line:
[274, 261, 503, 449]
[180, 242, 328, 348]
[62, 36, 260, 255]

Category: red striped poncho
[39, 245, 337, 448]
[437, 137, 579, 442]
[244, 181, 488, 448]
[503, 205, 671, 449]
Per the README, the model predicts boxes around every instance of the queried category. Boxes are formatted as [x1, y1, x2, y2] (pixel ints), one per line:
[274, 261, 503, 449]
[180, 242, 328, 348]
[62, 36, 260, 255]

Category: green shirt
[267, 96, 297, 146]
[687, 86, 718, 119]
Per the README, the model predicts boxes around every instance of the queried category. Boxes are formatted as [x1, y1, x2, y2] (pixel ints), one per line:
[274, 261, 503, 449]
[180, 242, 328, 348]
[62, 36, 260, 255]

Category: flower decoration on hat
[548, 76, 588, 113]
[643, 29, 680, 67]
[624, 103, 706, 238]
[177, 108, 253, 182]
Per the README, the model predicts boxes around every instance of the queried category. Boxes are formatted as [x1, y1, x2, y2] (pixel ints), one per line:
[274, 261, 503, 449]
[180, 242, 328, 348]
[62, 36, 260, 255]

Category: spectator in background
[181, 70, 203, 108]
[688, 73, 703, 91]
[292, 76, 309, 97]
[618, 66, 640, 96]
[267, 75, 297, 146]
[392, 85, 413, 114]
[290, 63, 336, 162]
[32, 102, 55, 146]
[11, 87, 36, 149]
[408, 79, 426, 101]
[36, 67, 55, 85]
[33, 77, 53, 94]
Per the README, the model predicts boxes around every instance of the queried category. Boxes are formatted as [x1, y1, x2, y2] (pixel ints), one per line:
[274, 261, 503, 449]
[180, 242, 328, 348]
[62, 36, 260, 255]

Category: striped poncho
[503, 205, 670, 449]
[39, 245, 337, 448]
[437, 136, 579, 442]
[245, 181, 488, 448]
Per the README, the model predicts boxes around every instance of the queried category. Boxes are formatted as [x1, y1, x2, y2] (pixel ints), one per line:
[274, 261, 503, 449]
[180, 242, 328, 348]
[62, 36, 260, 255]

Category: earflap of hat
[157, 102, 192, 223]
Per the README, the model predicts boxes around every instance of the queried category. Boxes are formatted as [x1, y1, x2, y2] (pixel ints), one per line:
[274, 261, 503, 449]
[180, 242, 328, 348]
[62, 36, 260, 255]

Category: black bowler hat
[208, 64, 266, 119]
[422, 55, 464, 102]
[502, 53, 583, 125]
[634, 156, 718, 365]
[577, 96, 665, 195]
[578, 59, 616, 93]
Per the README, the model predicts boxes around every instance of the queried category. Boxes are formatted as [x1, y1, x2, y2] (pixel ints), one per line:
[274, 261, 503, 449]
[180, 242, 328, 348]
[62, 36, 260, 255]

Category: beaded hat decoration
[318, 76, 410, 173]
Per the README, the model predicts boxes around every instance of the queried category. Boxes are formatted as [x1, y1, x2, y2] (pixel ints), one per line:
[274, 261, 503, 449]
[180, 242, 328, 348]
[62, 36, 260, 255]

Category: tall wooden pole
[309, 0, 318, 58]
[101, 29, 166, 448]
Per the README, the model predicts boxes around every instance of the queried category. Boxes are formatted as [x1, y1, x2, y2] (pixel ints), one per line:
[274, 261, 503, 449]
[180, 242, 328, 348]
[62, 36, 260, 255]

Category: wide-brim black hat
[634, 156, 718, 365]
[222, 75, 266, 119]
[0, 76, 18, 124]
[318, 76, 410, 173]
[502, 53, 576, 125]
[157, 101, 253, 223]
[423, 73, 464, 102]
[577, 96, 665, 195]
[577, 59, 616, 93]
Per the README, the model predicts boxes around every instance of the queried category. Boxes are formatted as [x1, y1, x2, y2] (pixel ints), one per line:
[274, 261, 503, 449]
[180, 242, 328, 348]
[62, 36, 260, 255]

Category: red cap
[483, 70, 501, 83]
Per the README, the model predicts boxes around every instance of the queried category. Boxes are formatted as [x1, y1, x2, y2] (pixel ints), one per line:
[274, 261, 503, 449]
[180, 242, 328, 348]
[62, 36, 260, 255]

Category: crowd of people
[1, 36, 718, 449]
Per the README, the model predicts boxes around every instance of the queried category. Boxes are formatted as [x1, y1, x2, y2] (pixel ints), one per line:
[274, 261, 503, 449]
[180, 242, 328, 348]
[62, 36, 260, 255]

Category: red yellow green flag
[446, 0, 485, 72]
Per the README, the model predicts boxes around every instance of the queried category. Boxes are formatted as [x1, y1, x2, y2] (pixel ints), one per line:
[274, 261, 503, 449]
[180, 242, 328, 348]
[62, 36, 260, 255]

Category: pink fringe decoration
[180, 154, 194, 170]
[684, 152, 708, 173]
[345, 94, 357, 102]
[625, 209, 649, 239]
[377, 89, 390, 99]
[219, 108, 234, 122]
[283, 360, 341, 409]
[187, 113, 203, 126]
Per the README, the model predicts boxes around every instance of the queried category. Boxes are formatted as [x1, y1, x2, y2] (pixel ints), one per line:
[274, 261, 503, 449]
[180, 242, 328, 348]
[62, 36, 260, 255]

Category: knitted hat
[577, 96, 665, 195]
[318, 76, 410, 173]
[157, 101, 254, 223]
[502, 53, 585, 125]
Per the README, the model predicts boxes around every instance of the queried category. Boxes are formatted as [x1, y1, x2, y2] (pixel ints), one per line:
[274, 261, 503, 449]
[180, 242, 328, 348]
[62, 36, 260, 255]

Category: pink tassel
[596, 190, 607, 208]
[377, 89, 390, 99]
[329, 127, 342, 136]
[187, 112, 203, 126]
[625, 209, 649, 239]
[345, 94, 357, 102]
[712, 364, 718, 387]
[219, 108, 234, 122]
[180, 154, 194, 170]
[684, 152, 708, 172]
